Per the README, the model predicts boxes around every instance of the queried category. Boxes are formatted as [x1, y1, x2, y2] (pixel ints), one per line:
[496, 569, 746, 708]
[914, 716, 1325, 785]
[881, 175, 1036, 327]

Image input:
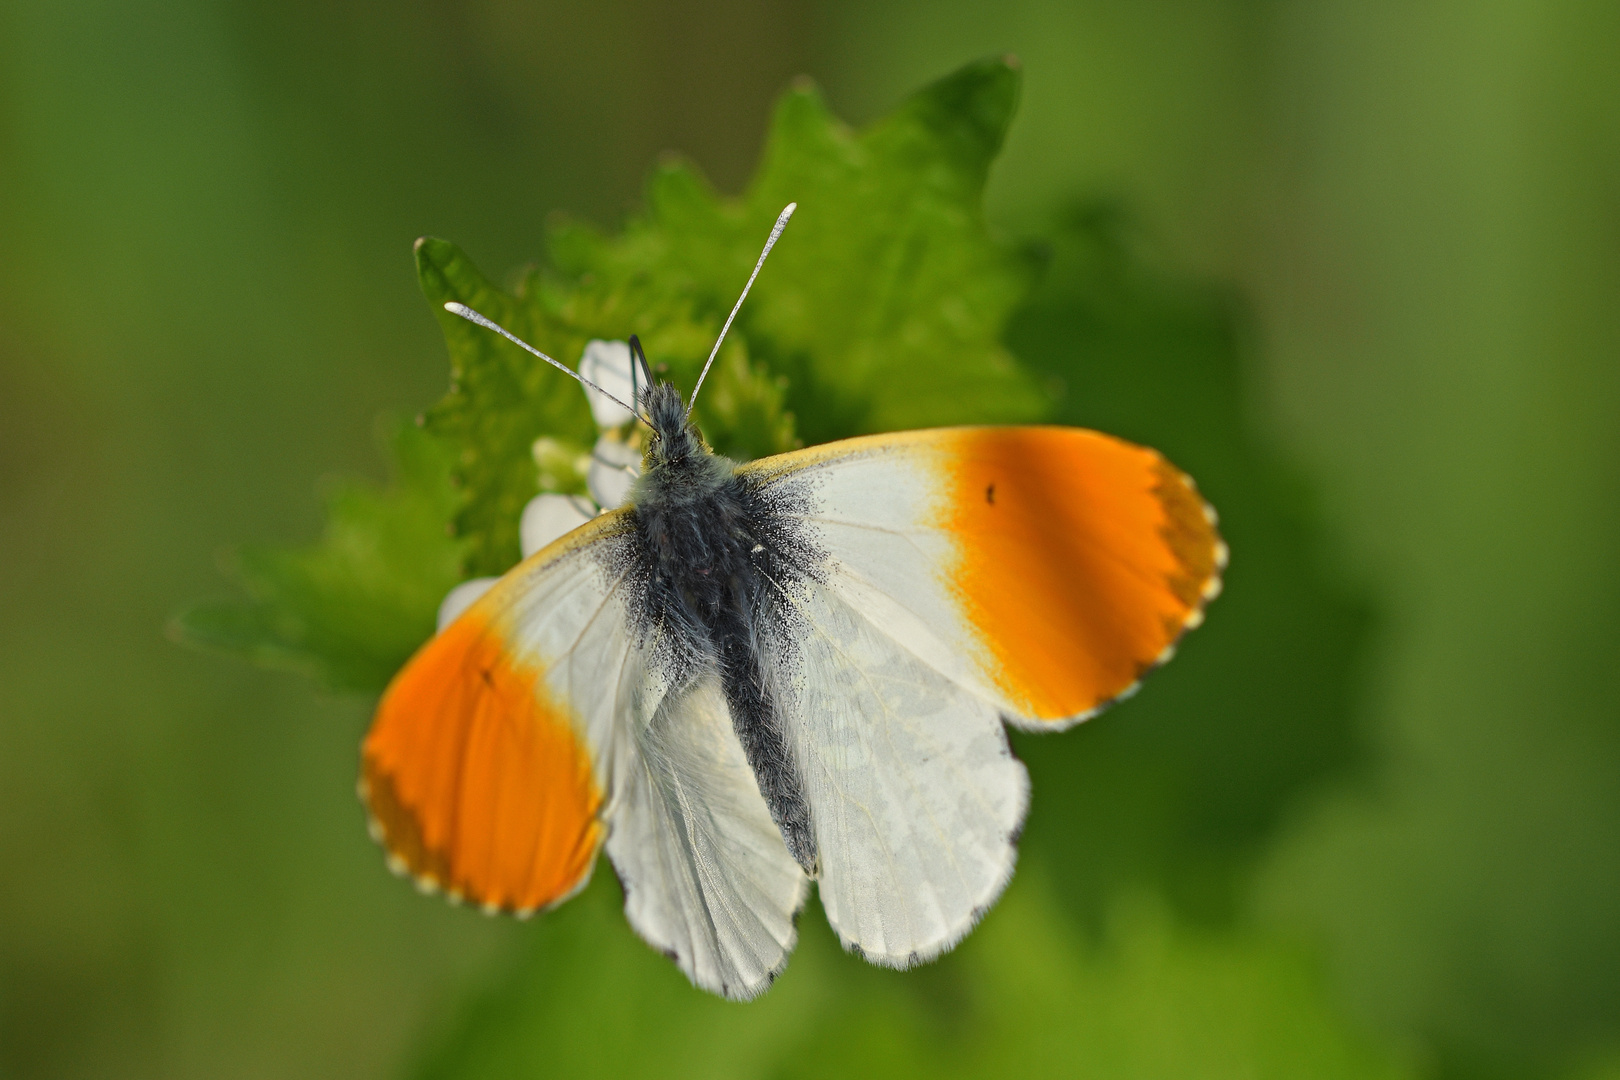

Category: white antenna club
[687, 202, 796, 414]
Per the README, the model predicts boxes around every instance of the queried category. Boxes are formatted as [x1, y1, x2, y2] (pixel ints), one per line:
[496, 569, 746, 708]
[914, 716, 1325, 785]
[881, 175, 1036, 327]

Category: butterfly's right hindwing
[754, 560, 1029, 965]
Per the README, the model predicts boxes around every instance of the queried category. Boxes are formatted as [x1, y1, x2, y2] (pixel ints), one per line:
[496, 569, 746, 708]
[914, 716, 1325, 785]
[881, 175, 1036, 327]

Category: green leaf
[693, 340, 798, 459]
[550, 56, 1047, 445]
[423, 55, 1047, 574]
[179, 55, 1052, 685]
[170, 419, 466, 693]
[745, 59, 1047, 439]
[415, 237, 598, 576]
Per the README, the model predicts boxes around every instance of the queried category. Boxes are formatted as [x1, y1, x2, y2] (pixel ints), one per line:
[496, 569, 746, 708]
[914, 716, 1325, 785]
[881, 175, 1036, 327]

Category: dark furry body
[623, 383, 818, 873]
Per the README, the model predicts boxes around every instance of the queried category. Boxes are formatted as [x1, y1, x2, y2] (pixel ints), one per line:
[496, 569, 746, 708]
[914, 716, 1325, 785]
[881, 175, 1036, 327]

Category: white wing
[737, 425, 1222, 965]
[756, 563, 1027, 965]
[603, 672, 809, 1000]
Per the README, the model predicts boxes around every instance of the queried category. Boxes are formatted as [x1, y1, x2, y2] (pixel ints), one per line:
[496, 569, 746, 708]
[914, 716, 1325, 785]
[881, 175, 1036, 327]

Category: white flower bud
[578, 339, 639, 429]
[436, 577, 498, 632]
[587, 434, 641, 510]
[520, 493, 597, 558]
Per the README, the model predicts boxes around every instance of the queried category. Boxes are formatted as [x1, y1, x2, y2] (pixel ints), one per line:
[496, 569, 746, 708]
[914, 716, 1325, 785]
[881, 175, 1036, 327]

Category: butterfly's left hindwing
[604, 673, 808, 1000]
[752, 564, 1029, 965]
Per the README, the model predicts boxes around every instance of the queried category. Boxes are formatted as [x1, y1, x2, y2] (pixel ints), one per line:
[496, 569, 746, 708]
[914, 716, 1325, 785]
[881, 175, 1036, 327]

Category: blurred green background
[2, 1, 1617, 1078]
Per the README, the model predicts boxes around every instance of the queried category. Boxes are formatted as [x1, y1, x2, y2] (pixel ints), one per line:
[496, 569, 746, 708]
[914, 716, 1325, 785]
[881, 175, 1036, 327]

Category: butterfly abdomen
[627, 390, 820, 873]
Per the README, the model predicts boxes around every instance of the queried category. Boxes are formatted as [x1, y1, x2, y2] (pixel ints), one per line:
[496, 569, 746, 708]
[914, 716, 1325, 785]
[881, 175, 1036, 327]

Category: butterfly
[360, 204, 1225, 1000]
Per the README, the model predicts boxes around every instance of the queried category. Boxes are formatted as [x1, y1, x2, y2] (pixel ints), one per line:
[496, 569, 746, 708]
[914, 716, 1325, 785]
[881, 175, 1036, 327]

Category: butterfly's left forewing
[362, 513, 639, 914]
[363, 509, 806, 998]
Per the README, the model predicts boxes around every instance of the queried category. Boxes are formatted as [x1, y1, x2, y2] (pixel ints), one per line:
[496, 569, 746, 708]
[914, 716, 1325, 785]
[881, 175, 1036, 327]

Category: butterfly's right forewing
[745, 427, 1224, 729]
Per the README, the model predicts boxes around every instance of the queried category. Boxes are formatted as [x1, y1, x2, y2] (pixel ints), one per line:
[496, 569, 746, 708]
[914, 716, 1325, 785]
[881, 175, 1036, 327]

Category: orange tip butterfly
[359, 203, 1226, 1000]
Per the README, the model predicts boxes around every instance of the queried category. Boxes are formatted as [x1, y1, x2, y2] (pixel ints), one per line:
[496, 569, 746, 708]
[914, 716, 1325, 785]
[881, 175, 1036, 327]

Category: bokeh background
[2, 1, 1618, 1078]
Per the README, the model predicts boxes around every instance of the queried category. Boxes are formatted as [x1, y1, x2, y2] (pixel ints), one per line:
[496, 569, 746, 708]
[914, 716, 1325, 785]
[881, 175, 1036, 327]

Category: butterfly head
[641, 380, 706, 470]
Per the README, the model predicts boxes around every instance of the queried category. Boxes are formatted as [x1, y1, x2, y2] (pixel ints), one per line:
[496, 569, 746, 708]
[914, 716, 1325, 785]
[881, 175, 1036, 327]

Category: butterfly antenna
[629, 334, 653, 410]
[443, 303, 644, 422]
[686, 202, 796, 415]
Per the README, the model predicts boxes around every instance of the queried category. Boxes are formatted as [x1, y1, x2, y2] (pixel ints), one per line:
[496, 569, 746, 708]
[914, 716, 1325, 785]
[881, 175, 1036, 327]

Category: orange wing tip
[360, 762, 450, 896]
[1179, 528, 1226, 630]
[361, 751, 600, 917]
[948, 429, 1226, 727]
[359, 777, 449, 902]
[1061, 672, 1146, 727]
[1059, 529, 1219, 728]
[384, 853, 451, 902]
[359, 611, 608, 918]
[1208, 538, 1231, 590]
[365, 765, 581, 915]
